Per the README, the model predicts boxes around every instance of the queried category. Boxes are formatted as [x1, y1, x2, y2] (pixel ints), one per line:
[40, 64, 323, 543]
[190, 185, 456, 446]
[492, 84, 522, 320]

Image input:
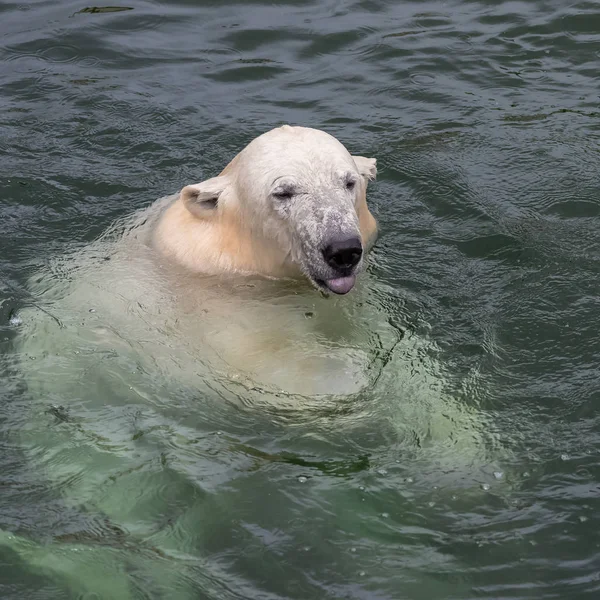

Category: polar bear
[15, 125, 389, 399]
[153, 125, 378, 294]
[11, 124, 492, 409]
[4, 126, 504, 599]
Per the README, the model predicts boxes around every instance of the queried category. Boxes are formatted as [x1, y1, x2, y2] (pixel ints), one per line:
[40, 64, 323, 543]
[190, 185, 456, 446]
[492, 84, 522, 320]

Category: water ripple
[1, 0, 600, 598]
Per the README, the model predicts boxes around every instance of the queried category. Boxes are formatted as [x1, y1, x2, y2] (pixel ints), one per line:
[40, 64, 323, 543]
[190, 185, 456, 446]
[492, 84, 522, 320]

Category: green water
[1, 1, 599, 598]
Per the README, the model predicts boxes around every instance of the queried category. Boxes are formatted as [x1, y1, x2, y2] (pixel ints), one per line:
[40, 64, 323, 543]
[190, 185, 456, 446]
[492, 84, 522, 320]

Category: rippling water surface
[1, 1, 599, 598]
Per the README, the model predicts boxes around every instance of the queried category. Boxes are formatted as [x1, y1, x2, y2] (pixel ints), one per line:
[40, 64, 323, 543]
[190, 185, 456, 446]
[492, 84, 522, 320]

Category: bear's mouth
[315, 274, 356, 295]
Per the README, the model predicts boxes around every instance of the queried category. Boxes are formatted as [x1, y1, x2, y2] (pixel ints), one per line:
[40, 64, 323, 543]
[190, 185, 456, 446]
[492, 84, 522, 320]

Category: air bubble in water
[481, 483, 491, 491]
[297, 476, 308, 483]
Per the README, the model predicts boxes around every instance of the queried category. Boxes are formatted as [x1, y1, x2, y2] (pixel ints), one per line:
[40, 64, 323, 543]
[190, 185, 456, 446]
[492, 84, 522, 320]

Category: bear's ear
[352, 156, 377, 181]
[181, 175, 229, 219]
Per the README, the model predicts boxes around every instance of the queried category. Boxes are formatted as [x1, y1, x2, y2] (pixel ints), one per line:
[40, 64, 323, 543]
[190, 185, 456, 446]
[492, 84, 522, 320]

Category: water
[1, 0, 599, 598]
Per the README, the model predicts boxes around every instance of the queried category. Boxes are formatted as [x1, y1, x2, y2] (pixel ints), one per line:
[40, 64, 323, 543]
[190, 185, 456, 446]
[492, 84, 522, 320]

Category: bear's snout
[322, 236, 363, 272]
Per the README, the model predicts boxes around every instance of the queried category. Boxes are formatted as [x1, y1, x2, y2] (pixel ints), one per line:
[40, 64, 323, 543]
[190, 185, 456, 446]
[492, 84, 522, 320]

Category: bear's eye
[345, 179, 357, 192]
[273, 189, 294, 201]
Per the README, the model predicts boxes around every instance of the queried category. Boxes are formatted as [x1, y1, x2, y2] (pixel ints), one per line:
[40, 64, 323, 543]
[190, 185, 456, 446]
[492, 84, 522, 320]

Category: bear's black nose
[322, 237, 363, 271]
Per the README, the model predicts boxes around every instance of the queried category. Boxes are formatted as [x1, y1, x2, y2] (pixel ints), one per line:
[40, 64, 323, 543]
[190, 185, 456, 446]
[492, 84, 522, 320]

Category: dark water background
[1, 0, 599, 598]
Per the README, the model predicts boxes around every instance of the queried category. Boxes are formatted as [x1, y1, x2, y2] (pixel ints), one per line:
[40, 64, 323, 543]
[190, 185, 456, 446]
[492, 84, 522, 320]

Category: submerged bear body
[5, 126, 502, 599]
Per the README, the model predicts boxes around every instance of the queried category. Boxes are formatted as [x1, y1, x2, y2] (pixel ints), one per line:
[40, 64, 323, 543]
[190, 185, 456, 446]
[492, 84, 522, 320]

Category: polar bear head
[155, 125, 378, 295]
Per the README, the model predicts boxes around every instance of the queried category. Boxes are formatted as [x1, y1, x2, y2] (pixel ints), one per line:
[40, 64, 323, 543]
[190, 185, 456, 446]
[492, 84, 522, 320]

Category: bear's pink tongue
[325, 274, 356, 295]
